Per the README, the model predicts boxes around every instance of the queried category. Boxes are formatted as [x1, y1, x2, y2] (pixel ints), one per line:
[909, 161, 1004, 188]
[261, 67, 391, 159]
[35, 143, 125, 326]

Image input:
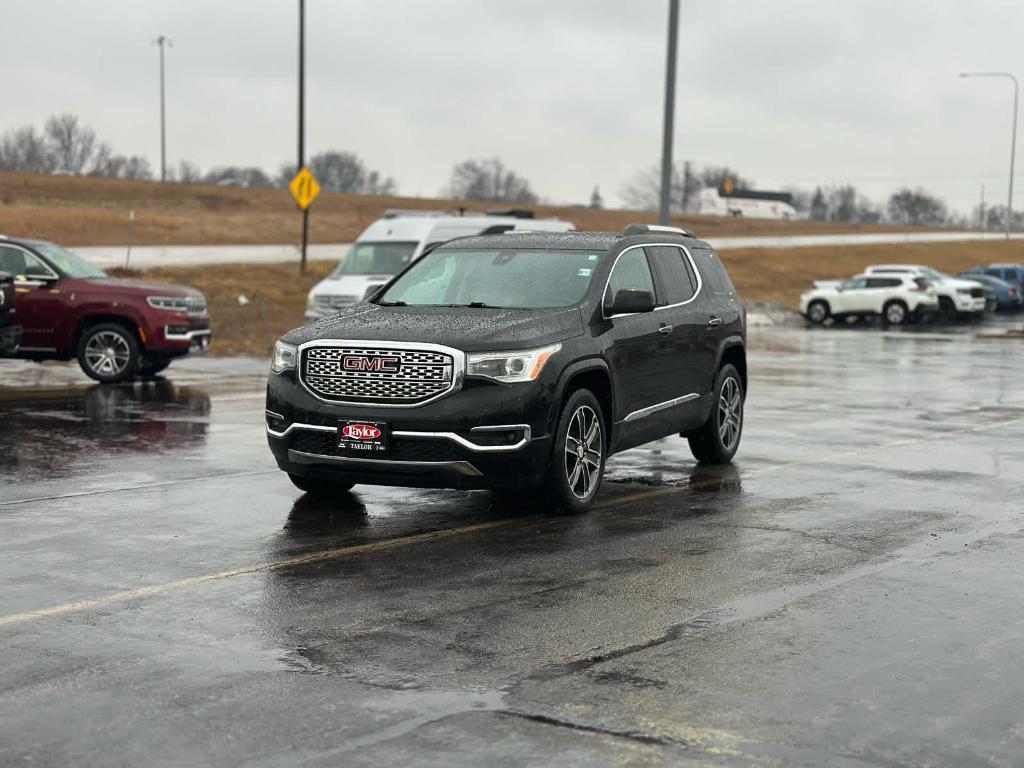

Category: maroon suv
[0, 236, 211, 382]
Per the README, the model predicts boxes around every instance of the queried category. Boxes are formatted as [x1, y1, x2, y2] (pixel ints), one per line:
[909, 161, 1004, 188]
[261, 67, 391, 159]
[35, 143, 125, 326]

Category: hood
[284, 304, 585, 352]
[79, 278, 204, 298]
[940, 276, 983, 290]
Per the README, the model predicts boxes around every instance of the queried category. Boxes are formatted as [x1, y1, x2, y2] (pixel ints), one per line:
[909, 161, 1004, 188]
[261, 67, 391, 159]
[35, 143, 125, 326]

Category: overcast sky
[2, 0, 1023, 213]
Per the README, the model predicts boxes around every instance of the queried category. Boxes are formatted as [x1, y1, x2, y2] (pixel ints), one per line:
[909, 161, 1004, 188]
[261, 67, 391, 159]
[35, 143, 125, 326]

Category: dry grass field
[109, 240, 1024, 357]
[1, 171, 916, 247]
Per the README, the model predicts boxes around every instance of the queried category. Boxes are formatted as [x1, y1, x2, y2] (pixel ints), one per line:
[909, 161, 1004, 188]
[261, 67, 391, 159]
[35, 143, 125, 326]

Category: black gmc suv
[0, 271, 22, 354]
[266, 225, 746, 513]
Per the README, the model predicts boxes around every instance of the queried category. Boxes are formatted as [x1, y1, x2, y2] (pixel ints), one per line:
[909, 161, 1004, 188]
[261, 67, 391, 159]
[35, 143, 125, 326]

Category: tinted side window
[691, 247, 736, 296]
[866, 277, 901, 288]
[0, 246, 30, 275]
[648, 246, 696, 304]
[605, 248, 655, 305]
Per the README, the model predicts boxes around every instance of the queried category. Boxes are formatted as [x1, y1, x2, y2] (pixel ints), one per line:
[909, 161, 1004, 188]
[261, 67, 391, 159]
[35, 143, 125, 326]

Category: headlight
[271, 340, 297, 373]
[466, 343, 560, 383]
[147, 295, 208, 315]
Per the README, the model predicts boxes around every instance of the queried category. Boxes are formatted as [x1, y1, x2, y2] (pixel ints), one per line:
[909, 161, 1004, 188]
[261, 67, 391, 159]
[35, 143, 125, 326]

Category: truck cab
[305, 209, 575, 322]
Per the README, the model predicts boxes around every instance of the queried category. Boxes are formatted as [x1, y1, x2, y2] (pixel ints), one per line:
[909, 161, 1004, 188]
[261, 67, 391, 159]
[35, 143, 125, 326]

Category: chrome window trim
[266, 421, 531, 452]
[621, 393, 699, 423]
[287, 449, 483, 477]
[296, 339, 465, 408]
[601, 242, 704, 320]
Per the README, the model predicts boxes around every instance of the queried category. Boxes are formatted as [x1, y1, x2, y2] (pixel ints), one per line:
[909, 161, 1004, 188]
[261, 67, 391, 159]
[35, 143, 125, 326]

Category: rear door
[864, 277, 901, 311]
[688, 247, 742, 391]
[647, 245, 705, 405]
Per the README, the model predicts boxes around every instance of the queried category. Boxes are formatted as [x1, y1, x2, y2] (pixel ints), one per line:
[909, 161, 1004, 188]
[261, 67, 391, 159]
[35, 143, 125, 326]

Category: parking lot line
[3, 414, 1022, 629]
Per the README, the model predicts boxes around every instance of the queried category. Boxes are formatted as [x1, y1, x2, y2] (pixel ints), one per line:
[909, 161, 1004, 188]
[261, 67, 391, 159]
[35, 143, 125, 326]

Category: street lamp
[154, 35, 173, 183]
[658, 0, 680, 225]
[960, 71, 1019, 239]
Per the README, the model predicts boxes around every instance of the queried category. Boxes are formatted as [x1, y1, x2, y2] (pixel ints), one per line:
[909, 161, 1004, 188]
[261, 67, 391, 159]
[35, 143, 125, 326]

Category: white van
[305, 210, 575, 321]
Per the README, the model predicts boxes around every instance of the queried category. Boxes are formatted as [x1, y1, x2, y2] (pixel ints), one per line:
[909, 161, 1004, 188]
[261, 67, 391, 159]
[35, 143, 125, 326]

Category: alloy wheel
[84, 330, 131, 377]
[718, 376, 742, 451]
[564, 405, 602, 499]
[886, 303, 906, 324]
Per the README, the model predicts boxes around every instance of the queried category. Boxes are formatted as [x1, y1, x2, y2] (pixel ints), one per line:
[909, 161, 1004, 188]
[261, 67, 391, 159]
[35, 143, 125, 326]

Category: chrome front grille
[300, 344, 459, 405]
[186, 296, 207, 316]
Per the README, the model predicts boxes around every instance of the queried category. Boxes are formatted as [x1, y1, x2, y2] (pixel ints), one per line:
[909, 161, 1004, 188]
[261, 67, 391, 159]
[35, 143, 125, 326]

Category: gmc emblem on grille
[341, 355, 401, 373]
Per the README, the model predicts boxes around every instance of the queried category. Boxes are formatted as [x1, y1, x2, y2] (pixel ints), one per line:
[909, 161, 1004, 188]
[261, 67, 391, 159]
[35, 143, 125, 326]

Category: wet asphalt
[1, 317, 1023, 767]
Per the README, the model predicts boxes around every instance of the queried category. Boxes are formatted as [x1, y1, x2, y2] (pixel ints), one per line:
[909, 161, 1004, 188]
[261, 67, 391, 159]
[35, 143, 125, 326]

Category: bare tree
[45, 115, 105, 174]
[620, 162, 699, 213]
[99, 155, 154, 180]
[447, 158, 538, 204]
[173, 160, 202, 184]
[887, 188, 947, 227]
[589, 185, 604, 209]
[698, 165, 753, 192]
[0, 126, 54, 172]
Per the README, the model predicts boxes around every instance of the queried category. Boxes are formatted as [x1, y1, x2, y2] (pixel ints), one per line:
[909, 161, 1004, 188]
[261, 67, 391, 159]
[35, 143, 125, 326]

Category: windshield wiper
[377, 300, 407, 307]
[448, 301, 503, 309]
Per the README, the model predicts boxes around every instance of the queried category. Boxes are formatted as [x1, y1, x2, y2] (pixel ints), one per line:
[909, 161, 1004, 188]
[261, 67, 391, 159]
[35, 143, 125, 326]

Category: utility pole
[154, 35, 171, 183]
[658, 0, 680, 225]
[980, 184, 986, 230]
[298, 0, 308, 272]
[960, 72, 1019, 238]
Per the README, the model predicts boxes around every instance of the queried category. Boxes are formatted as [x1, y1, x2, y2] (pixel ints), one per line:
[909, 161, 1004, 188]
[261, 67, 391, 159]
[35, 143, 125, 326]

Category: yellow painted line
[0, 518, 528, 628]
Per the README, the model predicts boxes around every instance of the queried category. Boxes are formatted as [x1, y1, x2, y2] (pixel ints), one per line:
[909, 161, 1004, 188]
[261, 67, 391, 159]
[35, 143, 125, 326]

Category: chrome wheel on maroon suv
[77, 323, 140, 383]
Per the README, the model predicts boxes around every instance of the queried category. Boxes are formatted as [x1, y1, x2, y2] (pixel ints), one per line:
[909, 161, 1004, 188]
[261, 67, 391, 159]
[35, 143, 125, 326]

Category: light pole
[154, 35, 172, 183]
[658, 0, 680, 225]
[298, 0, 308, 272]
[960, 71, 1018, 239]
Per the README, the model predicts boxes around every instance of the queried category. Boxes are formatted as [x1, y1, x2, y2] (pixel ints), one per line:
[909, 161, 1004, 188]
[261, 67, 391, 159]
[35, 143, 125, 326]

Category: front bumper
[266, 372, 557, 490]
[0, 324, 22, 354]
[953, 295, 987, 314]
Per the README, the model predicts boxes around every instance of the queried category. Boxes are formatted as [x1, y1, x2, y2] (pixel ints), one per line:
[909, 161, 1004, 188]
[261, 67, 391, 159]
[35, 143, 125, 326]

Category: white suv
[863, 264, 986, 317]
[801, 273, 939, 325]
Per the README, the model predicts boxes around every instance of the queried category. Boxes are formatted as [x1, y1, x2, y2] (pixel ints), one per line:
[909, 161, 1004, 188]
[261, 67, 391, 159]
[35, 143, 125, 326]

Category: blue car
[957, 271, 1023, 311]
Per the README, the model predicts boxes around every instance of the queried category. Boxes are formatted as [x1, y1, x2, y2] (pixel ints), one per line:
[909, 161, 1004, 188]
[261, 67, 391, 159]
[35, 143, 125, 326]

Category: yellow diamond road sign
[289, 167, 320, 210]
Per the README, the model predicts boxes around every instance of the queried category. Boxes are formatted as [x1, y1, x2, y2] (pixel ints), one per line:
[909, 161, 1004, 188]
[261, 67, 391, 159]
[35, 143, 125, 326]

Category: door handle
[707, 317, 723, 328]
[658, 324, 674, 334]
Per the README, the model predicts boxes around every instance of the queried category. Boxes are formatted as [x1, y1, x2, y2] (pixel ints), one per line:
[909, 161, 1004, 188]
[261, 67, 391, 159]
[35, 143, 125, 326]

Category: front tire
[806, 300, 830, 324]
[688, 364, 744, 465]
[288, 473, 355, 497]
[883, 300, 908, 326]
[544, 389, 605, 514]
[77, 323, 140, 383]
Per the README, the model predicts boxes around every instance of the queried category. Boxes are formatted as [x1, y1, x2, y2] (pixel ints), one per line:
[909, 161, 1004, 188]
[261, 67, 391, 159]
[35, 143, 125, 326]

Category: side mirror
[605, 289, 656, 316]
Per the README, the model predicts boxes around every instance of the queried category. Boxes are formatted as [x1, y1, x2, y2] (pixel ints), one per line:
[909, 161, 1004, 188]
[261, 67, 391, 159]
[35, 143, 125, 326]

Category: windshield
[378, 247, 601, 309]
[332, 241, 418, 277]
[33, 242, 107, 278]
[919, 267, 948, 280]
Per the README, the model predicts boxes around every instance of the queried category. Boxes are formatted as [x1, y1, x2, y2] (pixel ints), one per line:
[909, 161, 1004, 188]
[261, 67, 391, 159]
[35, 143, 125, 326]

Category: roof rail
[486, 208, 535, 219]
[382, 209, 451, 219]
[621, 223, 695, 238]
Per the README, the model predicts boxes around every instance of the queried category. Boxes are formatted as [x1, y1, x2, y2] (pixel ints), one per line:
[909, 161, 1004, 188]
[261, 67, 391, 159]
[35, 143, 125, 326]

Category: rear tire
[883, 300, 908, 326]
[288, 473, 355, 497]
[806, 300, 830, 324]
[544, 388, 606, 514]
[688, 364, 744, 465]
[76, 322, 140, 383]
